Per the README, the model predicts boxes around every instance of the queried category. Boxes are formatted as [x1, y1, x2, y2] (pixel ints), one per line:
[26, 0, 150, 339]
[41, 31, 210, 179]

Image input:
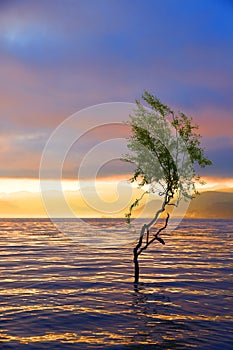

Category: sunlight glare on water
[0, 218, 232, 349]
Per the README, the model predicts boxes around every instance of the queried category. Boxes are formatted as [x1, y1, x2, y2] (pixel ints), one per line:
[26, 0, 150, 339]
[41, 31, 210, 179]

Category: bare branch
[138, 212, 169, 255]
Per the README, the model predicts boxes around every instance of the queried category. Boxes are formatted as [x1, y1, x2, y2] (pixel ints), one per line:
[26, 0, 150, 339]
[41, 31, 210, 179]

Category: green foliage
[123, 91, 212, 222]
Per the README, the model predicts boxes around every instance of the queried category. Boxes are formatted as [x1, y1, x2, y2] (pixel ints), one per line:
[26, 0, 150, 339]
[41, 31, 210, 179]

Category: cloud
[0, 0, 232, 180]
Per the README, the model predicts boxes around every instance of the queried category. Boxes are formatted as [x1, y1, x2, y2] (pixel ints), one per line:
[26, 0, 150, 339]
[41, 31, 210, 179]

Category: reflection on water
[0, 218, 232, 349]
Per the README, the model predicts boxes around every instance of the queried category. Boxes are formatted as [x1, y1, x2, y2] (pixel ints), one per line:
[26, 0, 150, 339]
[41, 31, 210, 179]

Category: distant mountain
[132, 190, 233, 219]
[216, 188, 233, 193]
[0, 189, 232, 219]
[186, 191, 233, 219]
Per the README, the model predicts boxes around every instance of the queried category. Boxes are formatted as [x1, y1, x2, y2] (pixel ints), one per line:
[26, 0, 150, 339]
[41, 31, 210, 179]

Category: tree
[123, 91, 212, 284]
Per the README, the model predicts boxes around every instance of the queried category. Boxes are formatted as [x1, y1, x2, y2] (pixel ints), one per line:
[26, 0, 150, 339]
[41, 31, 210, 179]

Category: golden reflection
[0, 331, 133, 345]
[0, 218, 232, 348]
[2, 313, 230, 345]
[0, 303, 132, 316]
[149, 314, 232, 321]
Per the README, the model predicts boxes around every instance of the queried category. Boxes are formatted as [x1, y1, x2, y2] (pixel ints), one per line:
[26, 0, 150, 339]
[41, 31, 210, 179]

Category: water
[0, 218, 232, 349]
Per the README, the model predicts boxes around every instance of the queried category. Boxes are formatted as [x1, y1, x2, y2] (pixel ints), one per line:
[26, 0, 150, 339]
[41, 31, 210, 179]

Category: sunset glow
[0, 2, 233, 348]
[0, 176, 232, 218]
[0, 0, 232, 218]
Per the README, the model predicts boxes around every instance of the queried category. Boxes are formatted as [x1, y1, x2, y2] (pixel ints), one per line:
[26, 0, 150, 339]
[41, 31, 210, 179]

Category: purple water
[0, 218, 232, 349]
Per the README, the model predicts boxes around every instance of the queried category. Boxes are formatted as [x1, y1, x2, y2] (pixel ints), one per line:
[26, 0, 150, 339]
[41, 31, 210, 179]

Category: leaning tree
[123, 91, 212, 284]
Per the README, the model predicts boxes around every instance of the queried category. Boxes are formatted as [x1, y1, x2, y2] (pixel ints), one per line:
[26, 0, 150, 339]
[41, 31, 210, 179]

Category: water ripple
[0, 218, 232, 349]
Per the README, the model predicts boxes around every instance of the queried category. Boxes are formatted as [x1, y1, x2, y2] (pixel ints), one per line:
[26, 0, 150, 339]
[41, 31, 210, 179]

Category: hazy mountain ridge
[187, 191, 233, 218]
[0, 190, 232, 218]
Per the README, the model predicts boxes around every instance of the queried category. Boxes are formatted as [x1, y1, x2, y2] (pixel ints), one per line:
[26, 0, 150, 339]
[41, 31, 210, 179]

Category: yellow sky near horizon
[0, 176, 233, 194]
[0, 176, 232, 218]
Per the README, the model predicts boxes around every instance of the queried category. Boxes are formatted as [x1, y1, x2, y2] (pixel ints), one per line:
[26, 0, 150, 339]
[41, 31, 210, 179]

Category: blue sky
[0, 0, 232, 179]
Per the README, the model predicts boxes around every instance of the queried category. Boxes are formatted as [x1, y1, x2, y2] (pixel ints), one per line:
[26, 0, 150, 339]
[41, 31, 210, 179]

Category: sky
[0, 0, 232, 217]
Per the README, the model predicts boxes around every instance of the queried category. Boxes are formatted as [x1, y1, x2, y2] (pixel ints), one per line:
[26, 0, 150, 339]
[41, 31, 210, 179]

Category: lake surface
[0, 218, 232, 349]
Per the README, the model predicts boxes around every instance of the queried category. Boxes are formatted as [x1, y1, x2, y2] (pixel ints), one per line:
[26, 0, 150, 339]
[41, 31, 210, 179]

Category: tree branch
[137, 212, 169, 256]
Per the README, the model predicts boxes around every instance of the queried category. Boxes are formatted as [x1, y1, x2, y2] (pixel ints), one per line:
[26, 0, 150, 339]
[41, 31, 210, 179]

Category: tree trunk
[133, 247, 139, 283]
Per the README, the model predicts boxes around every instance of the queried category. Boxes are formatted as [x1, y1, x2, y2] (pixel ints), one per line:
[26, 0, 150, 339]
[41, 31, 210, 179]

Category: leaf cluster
[123, 91, 212, 222]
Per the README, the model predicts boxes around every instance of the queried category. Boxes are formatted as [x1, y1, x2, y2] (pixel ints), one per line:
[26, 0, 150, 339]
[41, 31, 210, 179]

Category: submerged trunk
[133, 247, 139, 284]
[133, 225, 145, 284]
[132, 215, 169, 283]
